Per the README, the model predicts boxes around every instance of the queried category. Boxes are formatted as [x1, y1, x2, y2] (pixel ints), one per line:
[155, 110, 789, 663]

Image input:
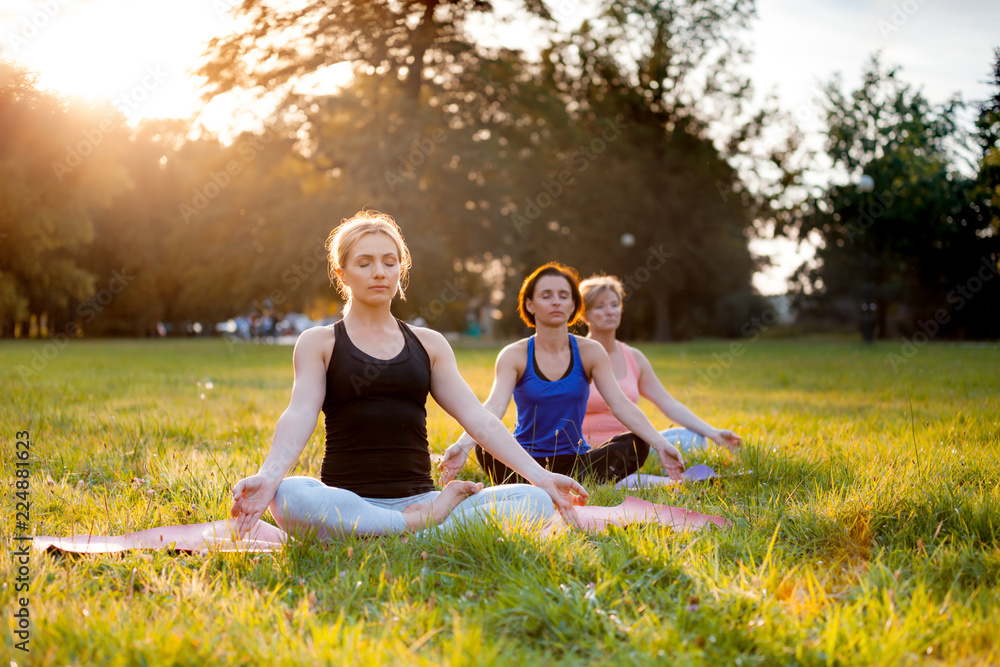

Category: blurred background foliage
[0, 1, 996, 340]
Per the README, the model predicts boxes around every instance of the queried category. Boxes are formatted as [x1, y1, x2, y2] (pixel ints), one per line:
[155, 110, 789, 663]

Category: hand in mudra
[230, 475, 280, 539]
[656, 445, 685, 482]
[711, 429, 743, 454]
[437, 443, 471, 485]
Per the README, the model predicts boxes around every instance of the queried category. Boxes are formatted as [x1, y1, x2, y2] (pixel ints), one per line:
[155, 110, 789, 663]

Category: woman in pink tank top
[579, 275, 743, 454]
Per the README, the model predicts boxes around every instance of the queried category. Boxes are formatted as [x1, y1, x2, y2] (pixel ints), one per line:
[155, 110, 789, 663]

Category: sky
[1, 0, 997, 294]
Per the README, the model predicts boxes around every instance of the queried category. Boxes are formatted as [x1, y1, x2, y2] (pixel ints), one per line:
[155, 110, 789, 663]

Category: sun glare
[3, 0, 356, 136]
[5, 0, 234, 123]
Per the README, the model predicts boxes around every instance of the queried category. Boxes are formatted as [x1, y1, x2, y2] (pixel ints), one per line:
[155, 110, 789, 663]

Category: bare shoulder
[293, 324, 335, 363]
[630, 346, 658, 378]
[405, 323, 453, 360]
[296, 323, 335, 347]
[496, 338, 529, 367]
[625, 344, 652, 366]
[499, 338, 529, 357]
[574, 335, 606, 362]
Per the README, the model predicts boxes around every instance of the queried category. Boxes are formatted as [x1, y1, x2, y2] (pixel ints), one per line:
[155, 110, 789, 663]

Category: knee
[510, 484, 555, 521]
[629, 436, 651, 464]
[269, 477, 318, 528]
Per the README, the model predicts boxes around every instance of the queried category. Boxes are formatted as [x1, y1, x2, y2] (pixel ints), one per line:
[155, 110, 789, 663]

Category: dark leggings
[475, 432, 651, 486]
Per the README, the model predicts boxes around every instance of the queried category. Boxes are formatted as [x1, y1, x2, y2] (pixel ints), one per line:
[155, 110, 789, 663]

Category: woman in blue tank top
[439, 263, 686, 486]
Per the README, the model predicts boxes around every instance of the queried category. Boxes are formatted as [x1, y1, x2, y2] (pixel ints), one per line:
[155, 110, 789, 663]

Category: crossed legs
[269, 477, 554, 541]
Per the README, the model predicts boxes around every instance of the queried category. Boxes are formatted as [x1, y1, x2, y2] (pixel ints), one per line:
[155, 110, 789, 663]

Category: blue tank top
[513, 335, 591, 457]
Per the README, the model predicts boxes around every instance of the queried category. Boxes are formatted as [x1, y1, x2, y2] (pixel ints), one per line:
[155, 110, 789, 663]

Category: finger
[572, 481, 589, 501]
[234, 514, 249, 539]
[559, 505, 581, 529]
[241, 510, 263, 539]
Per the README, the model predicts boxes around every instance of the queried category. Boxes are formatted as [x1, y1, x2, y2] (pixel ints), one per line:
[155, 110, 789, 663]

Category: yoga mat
[34, 496, 729, 554]
[615, 463, 718, 489]
[32, 519, 287, 555]
[550, 495, 731, 533]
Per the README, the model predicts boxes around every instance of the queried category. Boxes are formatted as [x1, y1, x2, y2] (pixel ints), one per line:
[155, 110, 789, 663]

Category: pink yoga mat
[550, 495, 731, 533]
[33, 496, 729, 554]
[32, 519, 287, 555]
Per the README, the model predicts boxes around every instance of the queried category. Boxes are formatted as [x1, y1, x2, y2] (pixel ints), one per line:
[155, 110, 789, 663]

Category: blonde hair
[579, 275, 625, 313]
[326, 210, 411, 301]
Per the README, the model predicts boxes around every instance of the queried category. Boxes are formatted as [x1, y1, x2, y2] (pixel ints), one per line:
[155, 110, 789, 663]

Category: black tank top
[320, 319, 435, 498]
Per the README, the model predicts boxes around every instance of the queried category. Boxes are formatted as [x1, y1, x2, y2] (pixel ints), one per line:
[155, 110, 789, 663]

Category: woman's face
[584, 289, 622, 333]
[526, 274, 575, 327]
[338, 233, 401, 304]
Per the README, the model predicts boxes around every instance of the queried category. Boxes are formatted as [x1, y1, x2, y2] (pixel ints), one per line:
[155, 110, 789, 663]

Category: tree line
[0, 1, 996, 340]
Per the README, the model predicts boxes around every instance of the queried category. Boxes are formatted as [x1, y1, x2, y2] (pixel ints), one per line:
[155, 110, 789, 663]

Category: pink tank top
[582, 342, 641, 444]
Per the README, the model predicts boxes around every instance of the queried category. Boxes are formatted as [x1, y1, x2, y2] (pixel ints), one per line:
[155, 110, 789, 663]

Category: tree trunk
[404, 0, 439, 101]
[653, 293, 672, 341]
[876, 297, 889, 340]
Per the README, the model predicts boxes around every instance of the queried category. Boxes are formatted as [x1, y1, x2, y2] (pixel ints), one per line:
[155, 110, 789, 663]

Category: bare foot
[431, 480, 483, 524]
[400, 481, 482, 532]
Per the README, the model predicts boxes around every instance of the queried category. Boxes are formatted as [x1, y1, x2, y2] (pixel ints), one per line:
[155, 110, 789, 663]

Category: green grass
[2, 337, 999, 665]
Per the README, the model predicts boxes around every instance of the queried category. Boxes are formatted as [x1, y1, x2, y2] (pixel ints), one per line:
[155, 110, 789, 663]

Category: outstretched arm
[422, 332, 588, 513]
[230, 327, 328, 537]
[581, 338, 685, 480]
[633, 348, 742, 453]
[438, 342, 521, 482]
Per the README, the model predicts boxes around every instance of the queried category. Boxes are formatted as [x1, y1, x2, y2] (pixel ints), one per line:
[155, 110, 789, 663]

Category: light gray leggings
[270, 476, 554, 540]
[661, 427, 708, 453]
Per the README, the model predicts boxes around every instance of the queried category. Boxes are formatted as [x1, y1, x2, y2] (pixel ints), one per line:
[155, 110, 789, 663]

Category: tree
[967, 47, 1000, 338]
[791, 56, 996, 338]
[496, 0, 784, 339]
[198, 0, 553, 104]
[0, 61, 131, 336]
[192, 0, 787, 339]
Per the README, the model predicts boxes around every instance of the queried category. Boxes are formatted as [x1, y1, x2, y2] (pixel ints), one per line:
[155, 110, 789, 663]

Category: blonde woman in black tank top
[229, 211, 588, 540]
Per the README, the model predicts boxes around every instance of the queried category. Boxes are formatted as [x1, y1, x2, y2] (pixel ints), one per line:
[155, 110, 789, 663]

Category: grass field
[2, 337, 999, 665]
